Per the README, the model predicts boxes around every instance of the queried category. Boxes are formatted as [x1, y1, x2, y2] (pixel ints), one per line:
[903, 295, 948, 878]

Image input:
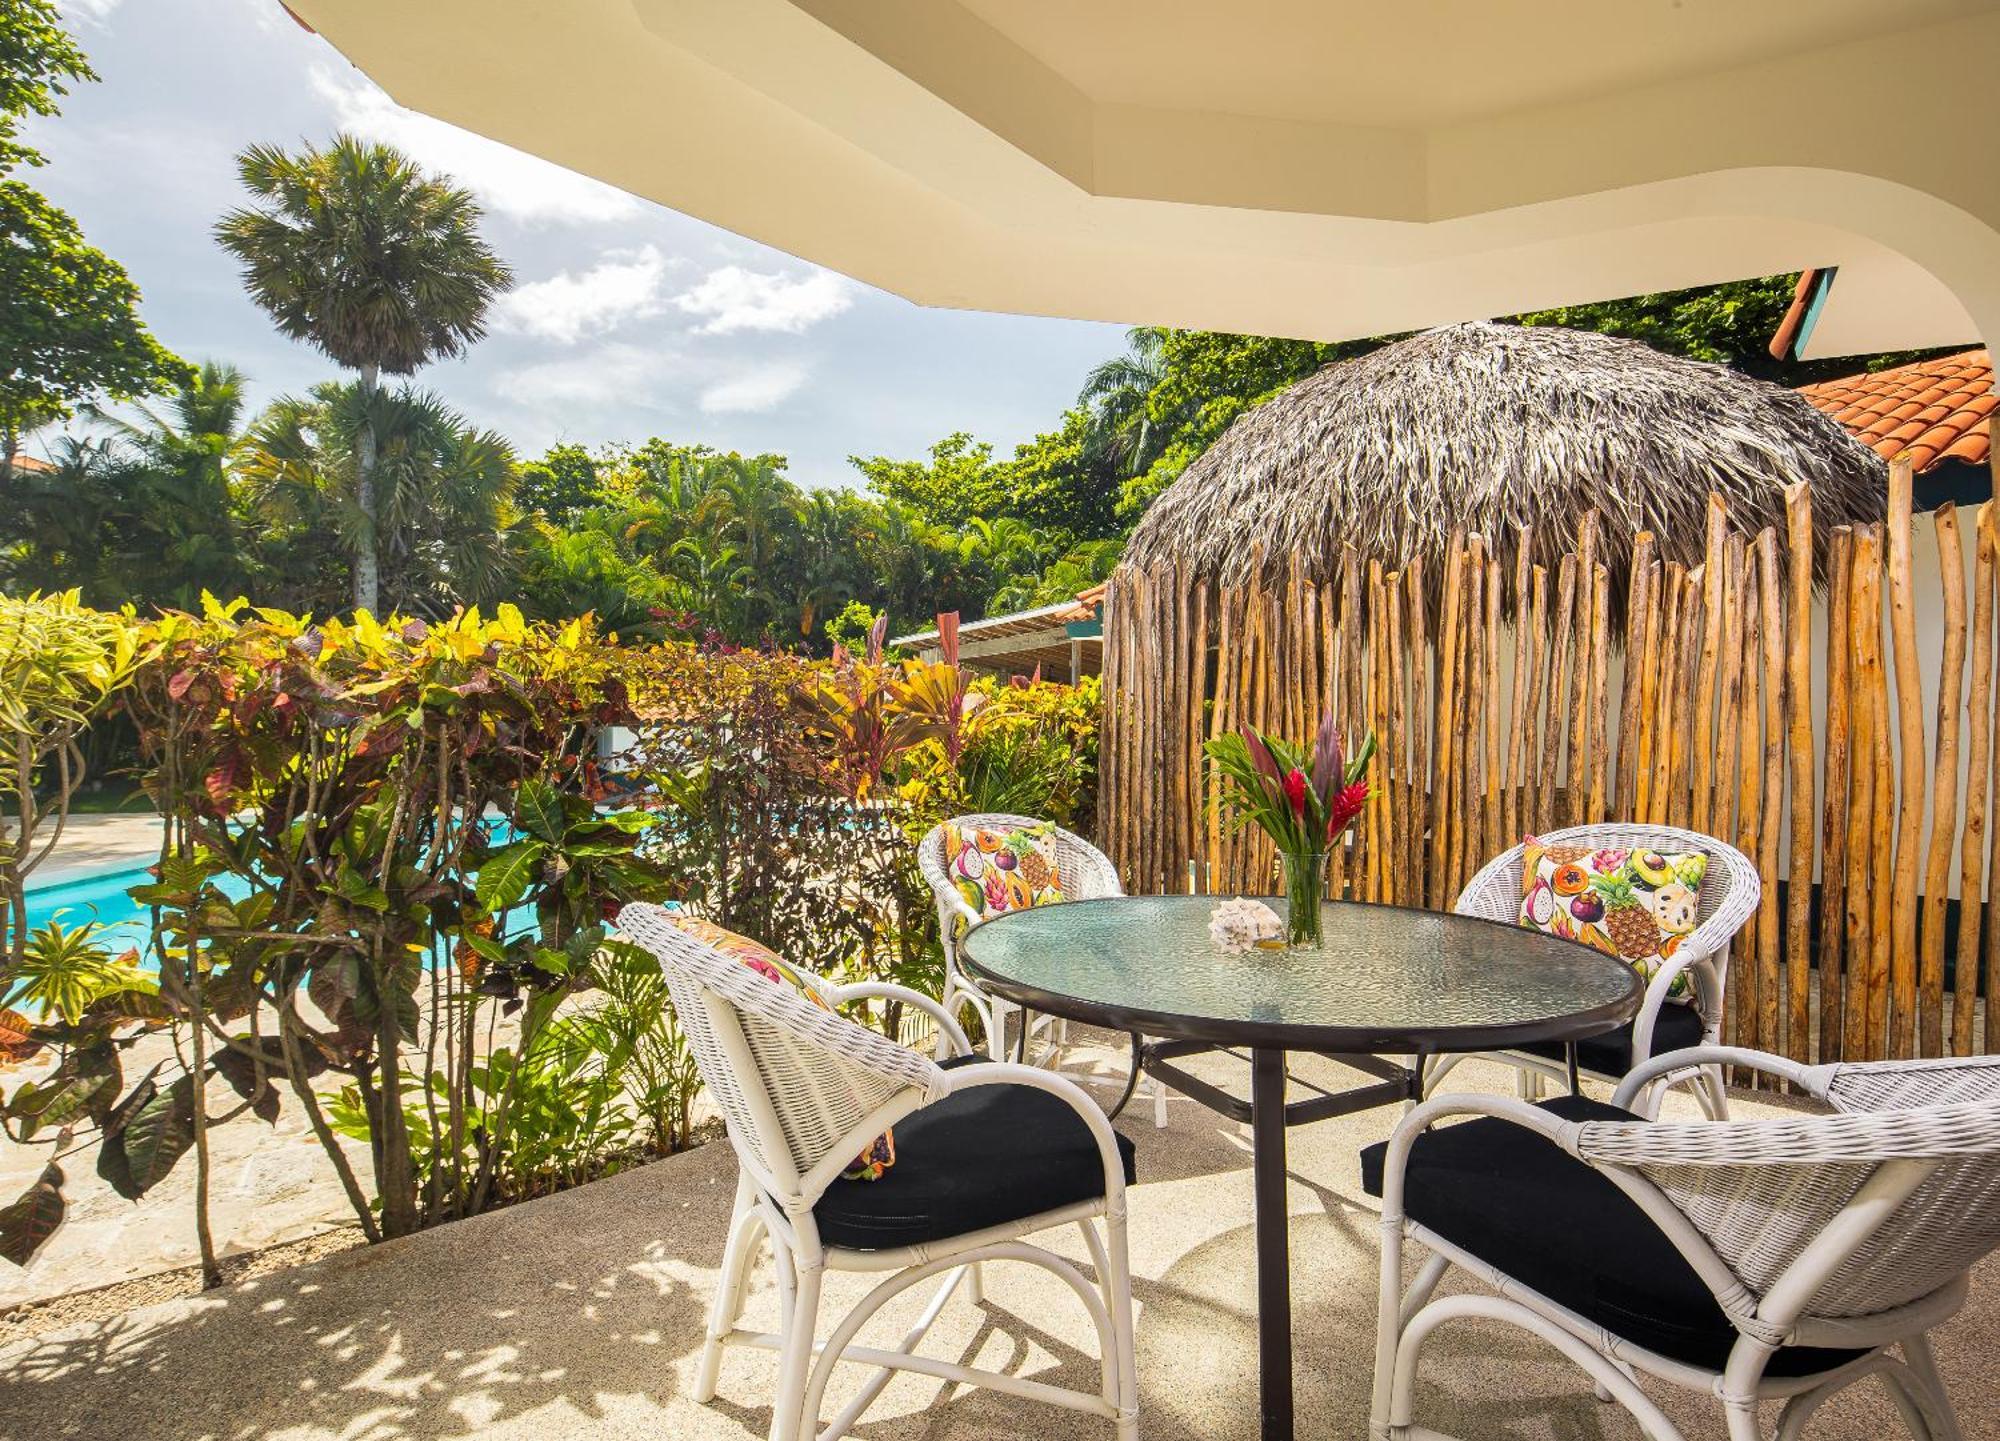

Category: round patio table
[958, 894, 1641, 1441]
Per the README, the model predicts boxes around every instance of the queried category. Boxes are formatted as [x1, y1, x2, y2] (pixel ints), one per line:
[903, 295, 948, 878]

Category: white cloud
[309, 64, 639, 226]
[700, 363, 809, 415]
[57, 0, 123, 23]
[492, 246, 671, 343]
[491, 342, 682, 409]
[674, 265, 854, 336]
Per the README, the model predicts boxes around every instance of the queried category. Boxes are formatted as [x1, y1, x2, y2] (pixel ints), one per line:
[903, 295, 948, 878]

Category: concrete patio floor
[1, 1047, 1994, 1441]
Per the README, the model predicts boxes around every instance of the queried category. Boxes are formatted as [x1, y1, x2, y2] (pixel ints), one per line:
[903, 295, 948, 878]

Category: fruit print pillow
[943, 822, 1065, 921]
[663, 914, 896, 1181]
[1517, 839, 1706, 999]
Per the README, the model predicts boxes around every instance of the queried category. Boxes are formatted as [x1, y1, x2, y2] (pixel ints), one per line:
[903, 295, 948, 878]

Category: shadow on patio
[2, 1052, 1994, 1441]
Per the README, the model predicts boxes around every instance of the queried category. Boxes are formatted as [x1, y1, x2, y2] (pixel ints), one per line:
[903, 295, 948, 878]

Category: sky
[26, 0, 1126, 489]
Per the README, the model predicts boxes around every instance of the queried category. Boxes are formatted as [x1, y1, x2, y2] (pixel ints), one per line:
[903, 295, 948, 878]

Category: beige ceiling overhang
[286, 0, 2000, 355]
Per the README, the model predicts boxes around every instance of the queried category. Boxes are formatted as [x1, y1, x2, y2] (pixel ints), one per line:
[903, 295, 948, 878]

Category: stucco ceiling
[287, 0, 2000, 355]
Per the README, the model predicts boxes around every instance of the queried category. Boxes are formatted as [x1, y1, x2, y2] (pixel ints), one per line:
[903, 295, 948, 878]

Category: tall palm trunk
[353, 363, 381, 615]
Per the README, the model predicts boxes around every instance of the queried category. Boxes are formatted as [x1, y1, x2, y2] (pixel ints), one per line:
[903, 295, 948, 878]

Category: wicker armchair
[1367, 1047, 2000, 1441]
[1442, 823, 1761, 1118]
[618, 903, 1138, 1441]
[919, 814, 1172, 1124]
[917, 814, 1106, 1032]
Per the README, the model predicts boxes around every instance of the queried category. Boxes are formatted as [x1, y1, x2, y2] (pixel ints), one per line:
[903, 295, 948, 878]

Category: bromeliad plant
[1207, 710, 1375, 947]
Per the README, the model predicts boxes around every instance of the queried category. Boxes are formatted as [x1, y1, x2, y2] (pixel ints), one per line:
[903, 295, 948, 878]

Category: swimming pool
[21, 820, 536, 969]
[23, 861, 250, 961]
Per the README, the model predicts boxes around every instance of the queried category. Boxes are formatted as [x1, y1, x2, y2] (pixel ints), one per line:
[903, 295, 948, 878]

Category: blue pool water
[23, 819, 539, 969]
[23, 861, 251, 961]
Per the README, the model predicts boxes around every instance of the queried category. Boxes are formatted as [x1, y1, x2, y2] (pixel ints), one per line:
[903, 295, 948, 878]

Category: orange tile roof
[1797, 349, 1994, 474]
[5, 454, 53, 474]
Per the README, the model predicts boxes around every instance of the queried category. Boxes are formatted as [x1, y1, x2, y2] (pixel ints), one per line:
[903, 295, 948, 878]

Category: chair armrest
[1375, 1094, 1574, 1224]
[820, 980, 974, 1058]
[1611, 1045, 1829, 1111]
[942, 1062, 1130, 1211]
[1628, 944, 1721, 1060]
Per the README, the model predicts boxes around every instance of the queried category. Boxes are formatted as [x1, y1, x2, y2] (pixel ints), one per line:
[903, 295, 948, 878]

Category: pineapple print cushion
[1518, 840, 1707, 999]
[943, 822, 1066, 920]
[663, 913, 896, 1181]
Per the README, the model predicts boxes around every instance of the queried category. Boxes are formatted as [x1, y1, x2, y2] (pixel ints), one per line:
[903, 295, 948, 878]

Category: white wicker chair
[1439, 823, 1761, 1118]
[618, 903, 1139, 1441]
[918, 814, 1171, 1124]
[1367, 1047, 2000, 1441]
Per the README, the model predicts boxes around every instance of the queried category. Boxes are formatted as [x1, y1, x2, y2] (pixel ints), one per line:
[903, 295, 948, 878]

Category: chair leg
[768, 1260, 825, 1441]
[1100, 1215, 1141, 1441]
[1900, 1334, 1964, 1441]
[1152, 1070, 1169, 1128]
[987, 997, 1013, 1061]
[1702, 1064, 1732, 1120]
[697, 1174, 761, 1403]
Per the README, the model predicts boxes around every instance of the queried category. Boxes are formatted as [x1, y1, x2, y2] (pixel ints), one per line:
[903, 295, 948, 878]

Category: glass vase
[1279, 849, 1329, 950]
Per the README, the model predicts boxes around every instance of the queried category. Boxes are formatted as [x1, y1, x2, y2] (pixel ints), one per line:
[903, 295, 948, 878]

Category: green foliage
[235, 379, 520, 617]
[0, 1, 185, 460]
[2, 364, 252, 607]
[125, 598, 672, 1237]
[214, 135, 513, 379]
[216, 133, 513, 614]
[514, 443, 601, 525]
[823, 598, 881, 655]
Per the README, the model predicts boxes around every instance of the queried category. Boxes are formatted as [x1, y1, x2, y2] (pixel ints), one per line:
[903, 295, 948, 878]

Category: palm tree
[215, 135, 512, 614]
[86, 361, 252, 607]
[1078, 326, 1170, 473]
[790, 490, 869, 640]
[237, 381, 519, 617]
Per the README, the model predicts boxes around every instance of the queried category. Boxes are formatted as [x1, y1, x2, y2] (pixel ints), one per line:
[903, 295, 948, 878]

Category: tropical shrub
[0, 591, 167, 1270]
[124, 599, 675, 1238]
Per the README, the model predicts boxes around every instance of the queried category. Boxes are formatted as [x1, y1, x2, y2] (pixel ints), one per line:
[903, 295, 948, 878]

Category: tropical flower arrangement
[1206, 711, 1375, 948]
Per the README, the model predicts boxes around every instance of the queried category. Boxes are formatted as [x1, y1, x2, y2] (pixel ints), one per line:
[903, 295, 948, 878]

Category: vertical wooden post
[1457, 540, 1487, 896]
[1387, 573, 1411, 903]
[1634, 556, 1664, 823]
[1484, 555, 1505, 860]
[1920, 503, 1965, 1057]
[1845, 528, 1882, 1060]
[1782, 485, 1816, 1064]
[1541, 557, 1577, 838]
[1524, 564, 1550, 840]
[1616, 533, 1655, 818]
[1569, 511, 1599, 826]
[1820, 527, 1854, 1062]
[1755, 528, 1785, 1061]
[1733, 539, 1764, 1052]
[1405, 560, 1430, 905]
[1588, 563, 1612, 825]
[1692, 495, 1729, 834]
[1714, 534, 1747, 858]
[1649, 563, 1684, 826]
[1886, 459, 1925, 1058]
[1666, 568, 1701, 830]
[1959, 505, 1996, 1056]
[1505, 529, 1533, 847]
[1368, 559, 1390, 903]
[1429, 533, 1466, 908]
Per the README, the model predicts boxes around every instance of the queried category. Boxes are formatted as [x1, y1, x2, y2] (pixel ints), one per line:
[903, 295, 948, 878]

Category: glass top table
[958, 894, 1642, 1054]
[960, 895, 1641, 1441]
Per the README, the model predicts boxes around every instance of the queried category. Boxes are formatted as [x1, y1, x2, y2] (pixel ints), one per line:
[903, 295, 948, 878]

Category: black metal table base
[1138, 1041, 1422, 1441]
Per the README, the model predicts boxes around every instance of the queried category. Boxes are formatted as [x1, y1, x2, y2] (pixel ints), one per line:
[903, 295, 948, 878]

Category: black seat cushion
[813, 1056, 1137, 1250]
[1519, 1001, 1706, 1078]
[1360, 1095, 1866, 1377]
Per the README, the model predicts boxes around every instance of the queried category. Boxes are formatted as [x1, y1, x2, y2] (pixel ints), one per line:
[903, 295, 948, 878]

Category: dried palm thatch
[1124, 321, 1885, 596]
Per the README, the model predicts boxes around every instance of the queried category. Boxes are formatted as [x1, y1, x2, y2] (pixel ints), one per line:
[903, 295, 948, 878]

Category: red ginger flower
[1325, 780, 1367, 840]
[1284, 767, 1308, 818]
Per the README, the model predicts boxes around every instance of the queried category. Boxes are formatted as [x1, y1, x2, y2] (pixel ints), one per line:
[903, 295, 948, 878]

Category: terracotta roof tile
[1797, 350, 1995, 473]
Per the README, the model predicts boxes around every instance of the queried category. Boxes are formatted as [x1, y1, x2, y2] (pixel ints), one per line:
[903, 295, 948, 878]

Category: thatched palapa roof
[1124, 322, 1885, 597]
